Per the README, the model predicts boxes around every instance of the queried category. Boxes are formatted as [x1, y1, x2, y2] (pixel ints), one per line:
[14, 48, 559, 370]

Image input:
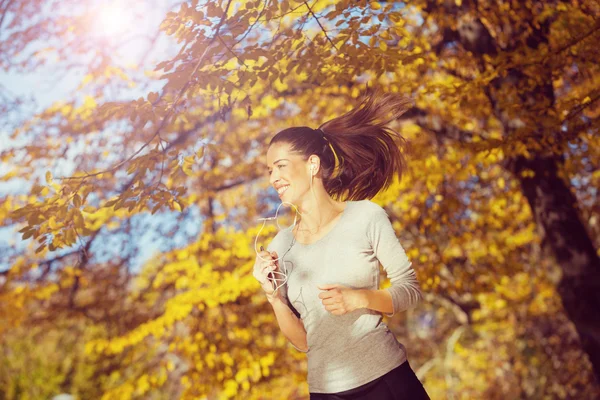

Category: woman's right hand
[253, 248, 283, 302]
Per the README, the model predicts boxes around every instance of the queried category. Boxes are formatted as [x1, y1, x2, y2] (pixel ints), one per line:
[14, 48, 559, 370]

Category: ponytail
[270, 90, 413, 200]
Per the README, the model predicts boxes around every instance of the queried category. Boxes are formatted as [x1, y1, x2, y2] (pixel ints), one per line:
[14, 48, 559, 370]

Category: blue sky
[0, 0, 199, 272]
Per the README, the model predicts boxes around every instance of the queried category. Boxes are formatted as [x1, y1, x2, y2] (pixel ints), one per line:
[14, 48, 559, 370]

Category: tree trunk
[505, 153, 600, 384]
[445, 3, 600, 381]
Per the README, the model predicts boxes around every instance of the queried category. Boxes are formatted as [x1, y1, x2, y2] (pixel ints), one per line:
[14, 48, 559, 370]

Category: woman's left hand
[317, 284, 368, 315]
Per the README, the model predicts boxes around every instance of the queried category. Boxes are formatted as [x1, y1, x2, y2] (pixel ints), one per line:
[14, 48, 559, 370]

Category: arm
[360, 288, 394, 315]
[267, 295, 308, 352]
[264, 240, 308, 352]
[367, 206, 423, 317]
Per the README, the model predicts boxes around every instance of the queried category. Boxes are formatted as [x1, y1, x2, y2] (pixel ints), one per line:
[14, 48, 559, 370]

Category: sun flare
[93, 3, 134, 37]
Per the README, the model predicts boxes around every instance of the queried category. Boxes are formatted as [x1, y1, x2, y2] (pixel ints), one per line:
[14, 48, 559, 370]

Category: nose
[269, 169, 279, 187]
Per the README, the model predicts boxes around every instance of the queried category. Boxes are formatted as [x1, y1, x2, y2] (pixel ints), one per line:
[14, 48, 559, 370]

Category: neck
[295, 188, 344, 233]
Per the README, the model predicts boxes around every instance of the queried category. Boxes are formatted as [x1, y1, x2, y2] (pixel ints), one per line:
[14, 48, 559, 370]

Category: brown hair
[269, 90, 413, 200]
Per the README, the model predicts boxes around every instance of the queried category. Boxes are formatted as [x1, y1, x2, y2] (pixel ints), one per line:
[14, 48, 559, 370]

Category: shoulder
[347, 200, 390, 236]
[350, 199, 388, 218]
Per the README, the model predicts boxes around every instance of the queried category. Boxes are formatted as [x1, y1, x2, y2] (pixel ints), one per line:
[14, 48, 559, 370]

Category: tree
[2, 0, 599, 398]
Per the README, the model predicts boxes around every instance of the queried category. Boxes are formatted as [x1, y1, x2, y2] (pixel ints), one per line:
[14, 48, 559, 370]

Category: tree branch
[58, 0, 235, 182]
[304, 1, 338, 51]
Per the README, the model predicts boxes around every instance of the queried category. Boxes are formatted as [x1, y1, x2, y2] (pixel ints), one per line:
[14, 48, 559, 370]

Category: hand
[317, 284, 368, 316]
[252, 248, 283, 302]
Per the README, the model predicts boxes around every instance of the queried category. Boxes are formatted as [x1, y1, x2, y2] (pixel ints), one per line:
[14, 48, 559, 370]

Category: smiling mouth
[277, 185, 289, 196]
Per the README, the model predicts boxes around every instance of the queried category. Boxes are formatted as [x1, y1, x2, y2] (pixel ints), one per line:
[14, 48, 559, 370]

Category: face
[266, 142, 316, 203]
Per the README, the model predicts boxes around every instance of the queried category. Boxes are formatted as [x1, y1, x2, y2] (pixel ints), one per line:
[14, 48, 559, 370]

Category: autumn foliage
[1, 0, 600, 399]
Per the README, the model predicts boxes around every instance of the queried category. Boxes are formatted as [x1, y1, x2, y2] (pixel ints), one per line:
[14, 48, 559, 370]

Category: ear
[308, 155, 320, 174]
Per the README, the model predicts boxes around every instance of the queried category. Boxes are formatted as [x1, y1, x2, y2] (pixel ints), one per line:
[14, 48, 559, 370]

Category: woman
[252, 91, 430, 399]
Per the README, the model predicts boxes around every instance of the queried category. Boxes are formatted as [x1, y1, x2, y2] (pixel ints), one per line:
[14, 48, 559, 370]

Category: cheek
[292, 173, 310, 188]
[291, 166, 309, 179]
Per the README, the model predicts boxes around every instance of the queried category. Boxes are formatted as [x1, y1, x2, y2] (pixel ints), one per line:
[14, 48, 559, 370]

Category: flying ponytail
[269, 90, 413, 200]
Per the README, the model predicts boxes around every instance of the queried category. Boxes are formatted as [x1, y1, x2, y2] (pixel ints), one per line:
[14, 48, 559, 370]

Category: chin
[283, 195, 296, 204]
[281, 189, 295, 203]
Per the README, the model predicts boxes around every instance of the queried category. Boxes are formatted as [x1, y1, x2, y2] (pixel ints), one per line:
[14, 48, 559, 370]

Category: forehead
[266, 142, 298, 164]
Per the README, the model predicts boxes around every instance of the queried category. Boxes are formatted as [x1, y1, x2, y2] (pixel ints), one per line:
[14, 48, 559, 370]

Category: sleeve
[366, 205, 423, 317]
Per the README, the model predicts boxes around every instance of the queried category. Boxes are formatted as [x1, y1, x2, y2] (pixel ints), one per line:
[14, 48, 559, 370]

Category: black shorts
[309, 361, 430, 400]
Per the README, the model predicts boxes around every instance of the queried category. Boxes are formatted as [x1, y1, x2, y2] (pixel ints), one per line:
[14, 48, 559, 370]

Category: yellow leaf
[273, 78, 288, 92]
[370, 2, 381, 10]
[74, 210, 85, 229]
[182, 164, 194, 176]
[60, 104, 73, 115]
[83, 95, 96, 109]
[167, 361, 175, 371]
[380, 30, 391, 40]
[66, 228, 76, 245]
[82, 74, 93, 86]
[48, 216, 58, 230]
[31, 184, 44, 195]
[45, 171, 53, 184]
[379, 41, 388, 51]
[173, 201, 182, 212]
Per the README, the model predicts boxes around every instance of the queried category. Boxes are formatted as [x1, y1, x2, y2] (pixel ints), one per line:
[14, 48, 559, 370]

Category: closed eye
[267, 164, 286, 175]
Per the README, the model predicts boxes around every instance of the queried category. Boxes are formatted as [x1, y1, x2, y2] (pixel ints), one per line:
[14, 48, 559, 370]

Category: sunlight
[92, 3, 134, 38]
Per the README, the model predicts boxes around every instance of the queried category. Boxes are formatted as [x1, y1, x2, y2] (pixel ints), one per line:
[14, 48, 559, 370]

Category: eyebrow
[267, 159, 289, 169]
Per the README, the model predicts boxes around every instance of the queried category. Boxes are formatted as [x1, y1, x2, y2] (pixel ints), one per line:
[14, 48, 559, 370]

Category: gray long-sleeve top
[267, 200, 423, 394]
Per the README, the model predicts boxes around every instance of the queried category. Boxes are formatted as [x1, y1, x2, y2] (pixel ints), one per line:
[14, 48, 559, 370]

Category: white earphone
[254, 201, 299, 295]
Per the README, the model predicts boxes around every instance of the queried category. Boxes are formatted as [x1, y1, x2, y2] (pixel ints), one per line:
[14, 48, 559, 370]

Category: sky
[0, 0, 203, 272]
